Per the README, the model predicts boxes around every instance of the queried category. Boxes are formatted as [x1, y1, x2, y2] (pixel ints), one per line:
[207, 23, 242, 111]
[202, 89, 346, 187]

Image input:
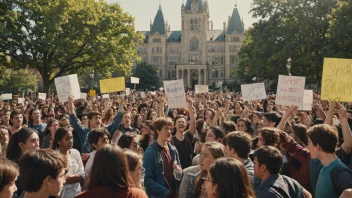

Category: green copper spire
[227, 5, 244, 34]
[150, 6, 166, 34]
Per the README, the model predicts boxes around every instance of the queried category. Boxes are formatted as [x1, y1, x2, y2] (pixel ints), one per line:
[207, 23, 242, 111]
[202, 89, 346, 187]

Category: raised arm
[277, 106, 297, 130]
[337, 102, 352, 154]
[187, 97, 196, 135]
[324, 100, 335, 125]
[159, 96, 165, 118]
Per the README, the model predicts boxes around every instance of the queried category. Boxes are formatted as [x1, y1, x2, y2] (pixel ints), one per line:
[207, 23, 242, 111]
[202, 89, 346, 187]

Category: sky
[106, 0, 256, 31]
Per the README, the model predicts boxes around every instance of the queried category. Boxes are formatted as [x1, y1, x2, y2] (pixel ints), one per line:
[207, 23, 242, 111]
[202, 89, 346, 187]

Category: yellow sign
[100, 77, 125, 94]
[321, 58, 352, 101]
[88, 90, 96, 97]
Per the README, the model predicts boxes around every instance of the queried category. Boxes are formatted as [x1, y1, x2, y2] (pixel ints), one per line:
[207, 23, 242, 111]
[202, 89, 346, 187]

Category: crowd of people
[1, 90, 352, 198]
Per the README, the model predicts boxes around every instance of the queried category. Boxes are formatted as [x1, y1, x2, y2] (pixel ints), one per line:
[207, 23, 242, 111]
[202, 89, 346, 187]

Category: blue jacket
[143, 141, 180, 198]
[69, 112, 123, 153]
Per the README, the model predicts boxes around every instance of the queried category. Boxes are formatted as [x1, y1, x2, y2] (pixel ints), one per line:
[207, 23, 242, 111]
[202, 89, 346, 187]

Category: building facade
[136, 0, 244, 88]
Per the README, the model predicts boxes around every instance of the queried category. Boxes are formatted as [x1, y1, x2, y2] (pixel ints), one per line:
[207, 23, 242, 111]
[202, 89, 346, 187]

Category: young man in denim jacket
[143, 117, 181, 198]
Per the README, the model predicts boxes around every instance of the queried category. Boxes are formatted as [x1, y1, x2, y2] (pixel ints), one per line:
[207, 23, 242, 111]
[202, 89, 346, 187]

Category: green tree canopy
[327, 0, 352, 58]
[238, 0, 338, 83]
[0, 0, 143, 93]
[0, 69, 38, 93]
[132, 63, 159, 90]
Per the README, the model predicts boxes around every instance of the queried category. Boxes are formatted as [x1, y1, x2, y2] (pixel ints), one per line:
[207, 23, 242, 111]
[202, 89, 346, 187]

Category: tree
[238, 0, 338, 83]
[327, 0, 352, 58]
[0, 0, 143, 93]
[0, 69, 38, 93]
[132, 63, 159, 90]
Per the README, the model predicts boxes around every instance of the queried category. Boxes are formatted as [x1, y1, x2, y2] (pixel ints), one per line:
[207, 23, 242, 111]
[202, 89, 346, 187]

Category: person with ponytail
[53, 127, 84, 198]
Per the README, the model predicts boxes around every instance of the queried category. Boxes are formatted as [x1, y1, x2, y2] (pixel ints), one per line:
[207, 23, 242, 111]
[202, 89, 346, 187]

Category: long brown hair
[88, 144, 132, 192]
[194, 142, 225, 197]
[209, 158, 255, 198]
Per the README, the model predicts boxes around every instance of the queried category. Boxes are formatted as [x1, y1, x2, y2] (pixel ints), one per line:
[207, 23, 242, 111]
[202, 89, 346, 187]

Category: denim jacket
[69, 112, 123, 153]
[143, 141, 180, 198]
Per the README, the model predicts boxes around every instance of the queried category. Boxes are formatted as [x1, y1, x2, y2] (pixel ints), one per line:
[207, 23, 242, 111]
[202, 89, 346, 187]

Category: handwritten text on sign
[241, 83, 266, 101]
[163, 79, 187, 108]
[321, 58, 352, 101]
[54, 74, 81, 102]
[276, 75, 305, 109]
[100, 77, 125, 93]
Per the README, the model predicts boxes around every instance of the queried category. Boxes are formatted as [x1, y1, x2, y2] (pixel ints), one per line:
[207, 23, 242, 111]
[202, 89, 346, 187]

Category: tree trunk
[42, 73, 51, 95]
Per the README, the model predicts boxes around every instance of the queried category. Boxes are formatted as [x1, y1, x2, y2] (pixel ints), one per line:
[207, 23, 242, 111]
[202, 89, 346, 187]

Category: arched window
[190, 19, 194, 30]
[189, 37, 199, 51]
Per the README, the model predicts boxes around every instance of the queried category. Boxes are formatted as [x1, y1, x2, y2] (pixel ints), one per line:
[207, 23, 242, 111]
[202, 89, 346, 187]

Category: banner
[100, 77, 125, 93]
[195, 85, 209, 93]
[241, 83, 266, 101]
[38, 93, 47, 100]
[1, 94, 12, 100]
[321, 58, 352, 101]
[302, 90, 313, 110]
[54, 74, 81, 102]
[80, 93, 87, 99]
[275, 75, 306, 109]
[163, 79, 187, 108]
[125, 88, 130, 96]
[131, 77, 140, 84]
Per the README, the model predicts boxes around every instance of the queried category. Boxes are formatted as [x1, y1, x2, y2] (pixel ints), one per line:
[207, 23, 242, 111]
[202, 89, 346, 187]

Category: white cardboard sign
[38, 93, 47, 100]
[276, 75, 306, 109]
[54, 74, 81, 102]
[195, 85, 209, 93]
[1, 94, 12, 100]
[80, 93, 87, 99]
[302, 90, 313, 110]
[102, 94, 110, 99]
[140, 92, 146, 98]
[241, 83, 266, 101]
[18, 98, 25, 105]
[131, 77, 140, 84]
[163, 79, 187, 108]
[125, 88, 130, 96]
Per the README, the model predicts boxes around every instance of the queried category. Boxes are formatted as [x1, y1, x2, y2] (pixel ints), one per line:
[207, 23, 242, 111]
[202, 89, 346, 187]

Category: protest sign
[102, 94, 109, 99]
[321, 58, 352, 101]
[18, 98, 25, 105]
[80, 93, 87, 99]
[100, 77, 125, 93]
[131, 77, 140, 84]
[140, 92, 146, 98]
[195, 85, 209, 93]
[275, 75, 306, 109]
[241, 83, 266, 101]
[38, 93, 47, 100]
[1, 94, 12, 100]
[54, 74, 81, 102]
[163, 79, 187, 108]
[88, 90, 96, 97]
[125, 88, 130, 96]
[301, 90, 313, 110]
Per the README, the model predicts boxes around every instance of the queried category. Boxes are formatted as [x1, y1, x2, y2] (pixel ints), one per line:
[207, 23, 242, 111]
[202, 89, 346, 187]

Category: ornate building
[136, 0, 244, 88]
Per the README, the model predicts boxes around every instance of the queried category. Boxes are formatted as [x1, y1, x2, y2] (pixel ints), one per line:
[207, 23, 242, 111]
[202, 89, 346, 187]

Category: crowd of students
[1, 91, 352, 198]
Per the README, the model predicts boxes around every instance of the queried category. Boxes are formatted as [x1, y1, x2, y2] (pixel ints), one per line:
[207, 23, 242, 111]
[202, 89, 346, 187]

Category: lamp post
[90, 70, 94, 89]
[174, 63, 177, 80]
[286, 57, 292, 76]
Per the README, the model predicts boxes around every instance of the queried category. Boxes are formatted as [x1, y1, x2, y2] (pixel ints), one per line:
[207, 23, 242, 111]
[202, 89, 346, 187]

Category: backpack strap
[270, 186, 291, 198]
[330, 165, 352, 197]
